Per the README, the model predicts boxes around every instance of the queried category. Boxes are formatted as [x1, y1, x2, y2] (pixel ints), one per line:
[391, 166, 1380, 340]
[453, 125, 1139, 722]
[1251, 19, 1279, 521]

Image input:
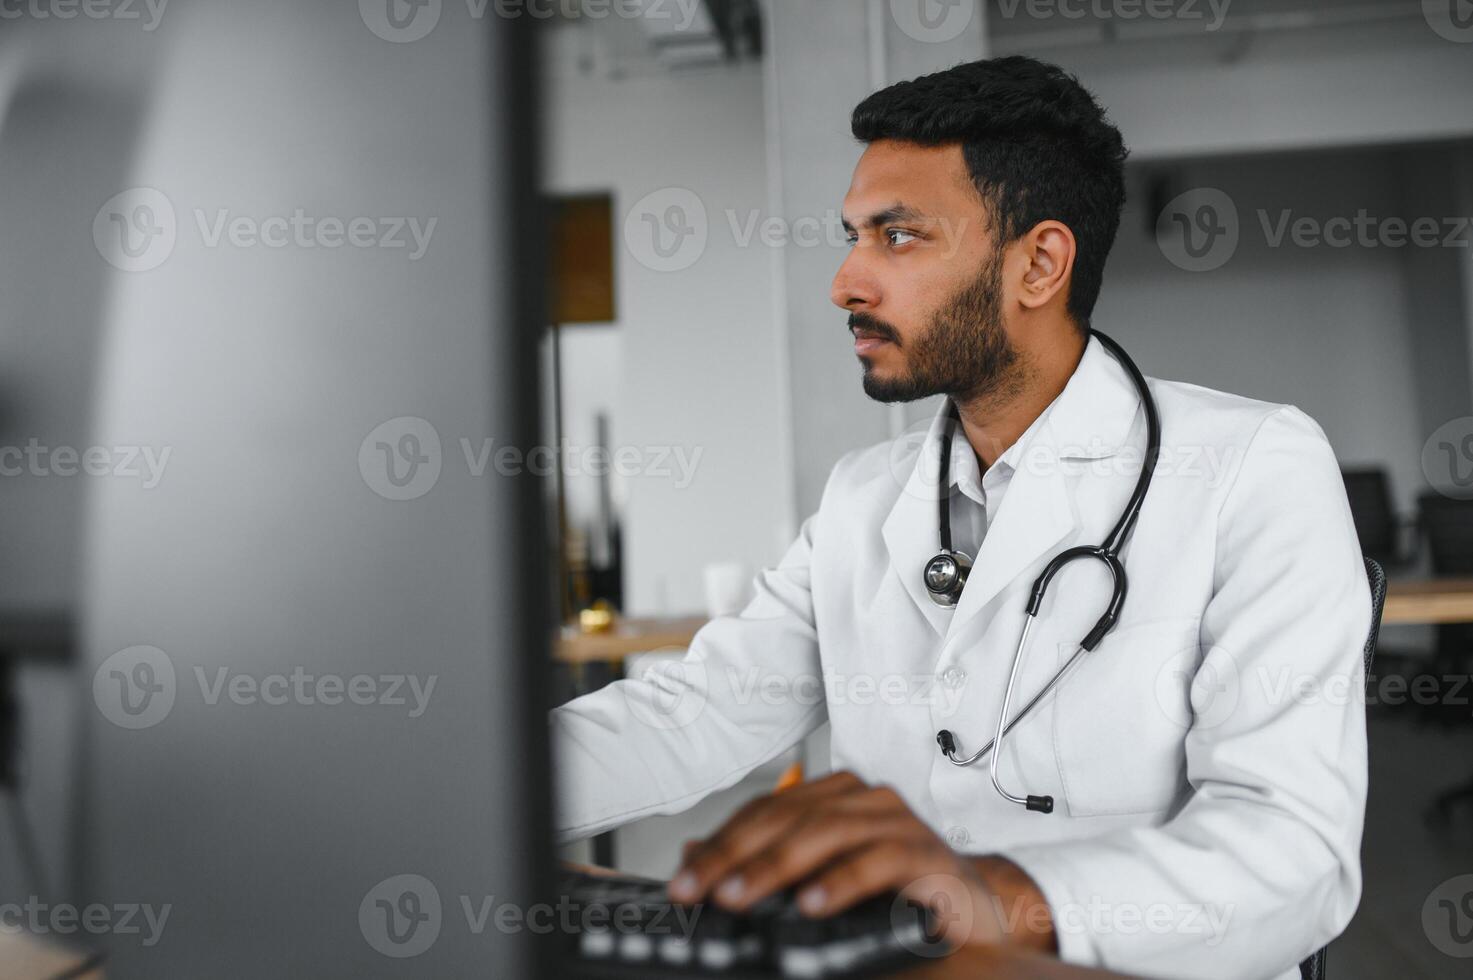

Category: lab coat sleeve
[550, 511, 830, 843]
[1000, 406, 1370, 979]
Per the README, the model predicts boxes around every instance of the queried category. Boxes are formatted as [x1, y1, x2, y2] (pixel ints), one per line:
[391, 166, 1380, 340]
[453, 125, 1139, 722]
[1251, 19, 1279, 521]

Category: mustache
[848, 313, 901, 345]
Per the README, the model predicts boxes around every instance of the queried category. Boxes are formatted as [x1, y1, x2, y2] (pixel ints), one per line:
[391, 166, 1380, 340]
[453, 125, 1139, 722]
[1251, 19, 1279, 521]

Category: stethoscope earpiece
[929, 330, 1161, 817]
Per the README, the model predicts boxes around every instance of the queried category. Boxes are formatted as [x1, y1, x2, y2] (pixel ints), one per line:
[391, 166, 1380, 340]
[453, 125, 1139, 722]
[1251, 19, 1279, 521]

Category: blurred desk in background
[1383, 578, 1473, 625]
[0, 932, 102, 979]
[555, 615, 706, 665]
[547, 578, 1473, 653]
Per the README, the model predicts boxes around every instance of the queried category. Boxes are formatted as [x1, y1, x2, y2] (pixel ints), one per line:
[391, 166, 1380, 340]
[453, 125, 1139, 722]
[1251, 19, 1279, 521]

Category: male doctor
[553, 56, 1369, 979]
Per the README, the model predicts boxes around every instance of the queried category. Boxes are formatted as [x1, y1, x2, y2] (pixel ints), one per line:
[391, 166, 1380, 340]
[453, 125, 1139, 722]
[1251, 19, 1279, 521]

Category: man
[553, 56, 1369, 979]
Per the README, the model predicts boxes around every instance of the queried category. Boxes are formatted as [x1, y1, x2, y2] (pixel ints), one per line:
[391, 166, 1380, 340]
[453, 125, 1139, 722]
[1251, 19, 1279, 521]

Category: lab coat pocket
[1052, 616, 1201, 817]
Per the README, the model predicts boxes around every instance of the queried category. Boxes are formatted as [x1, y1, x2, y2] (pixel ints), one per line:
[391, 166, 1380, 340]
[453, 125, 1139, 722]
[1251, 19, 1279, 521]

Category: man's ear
[1016, 220, 1076, 312]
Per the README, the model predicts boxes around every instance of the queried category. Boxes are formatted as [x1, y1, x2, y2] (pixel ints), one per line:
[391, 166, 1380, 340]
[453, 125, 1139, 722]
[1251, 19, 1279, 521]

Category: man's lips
[852, 330, 893, 354]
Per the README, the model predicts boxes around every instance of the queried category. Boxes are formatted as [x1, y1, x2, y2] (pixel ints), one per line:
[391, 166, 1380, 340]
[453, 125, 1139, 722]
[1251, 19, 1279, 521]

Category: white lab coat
[552, 336, 1370, 980]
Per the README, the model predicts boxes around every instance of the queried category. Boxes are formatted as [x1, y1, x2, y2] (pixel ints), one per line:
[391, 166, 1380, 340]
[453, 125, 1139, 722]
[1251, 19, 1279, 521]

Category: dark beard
[855, 252, 1019, 404]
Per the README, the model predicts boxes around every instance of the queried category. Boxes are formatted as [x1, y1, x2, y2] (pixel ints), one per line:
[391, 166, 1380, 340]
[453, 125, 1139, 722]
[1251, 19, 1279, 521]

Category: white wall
[1017, 7, 1473, 162]
[765, 0, 989, 518]
[1102, 145, 1432, 512]
[541, 43, 789, 614]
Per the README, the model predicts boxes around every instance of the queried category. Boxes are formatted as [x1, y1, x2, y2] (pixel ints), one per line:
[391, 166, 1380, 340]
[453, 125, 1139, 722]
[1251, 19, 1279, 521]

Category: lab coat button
[945, 826, 970, 848]
[942, 667, 966, 689]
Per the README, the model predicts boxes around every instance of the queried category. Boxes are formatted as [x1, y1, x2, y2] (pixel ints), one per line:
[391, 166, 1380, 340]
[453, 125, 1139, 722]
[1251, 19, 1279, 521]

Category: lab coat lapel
[880, 402, 961, 641]
[945, 336, 1142, 639]
[944, 422, 1076, 639]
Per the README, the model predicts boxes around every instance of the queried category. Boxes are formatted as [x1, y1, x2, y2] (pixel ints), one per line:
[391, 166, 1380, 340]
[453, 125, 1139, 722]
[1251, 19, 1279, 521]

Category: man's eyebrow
[840, 203, 930, 233]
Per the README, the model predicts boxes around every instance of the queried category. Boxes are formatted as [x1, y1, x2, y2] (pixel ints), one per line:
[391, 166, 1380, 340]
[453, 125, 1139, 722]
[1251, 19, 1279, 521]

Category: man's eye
[845, 234, 859, 247]
[887, 229, 918, 246]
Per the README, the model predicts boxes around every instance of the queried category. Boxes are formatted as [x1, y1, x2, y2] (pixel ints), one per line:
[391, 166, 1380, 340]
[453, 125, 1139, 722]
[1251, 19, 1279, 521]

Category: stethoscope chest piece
[924, 550, 972, 607]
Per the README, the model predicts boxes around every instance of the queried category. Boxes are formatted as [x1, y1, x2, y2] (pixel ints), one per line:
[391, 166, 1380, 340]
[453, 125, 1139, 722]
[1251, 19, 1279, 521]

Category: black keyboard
[556, 869, 947, 978]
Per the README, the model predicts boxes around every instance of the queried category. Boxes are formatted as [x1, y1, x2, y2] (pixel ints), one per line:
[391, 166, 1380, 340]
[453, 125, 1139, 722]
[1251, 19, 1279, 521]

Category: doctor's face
[831, 140, 1019, 403]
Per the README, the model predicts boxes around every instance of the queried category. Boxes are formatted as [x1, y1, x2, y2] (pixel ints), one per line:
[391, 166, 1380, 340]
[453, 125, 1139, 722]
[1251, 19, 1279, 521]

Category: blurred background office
[1, 0, 1472, 977]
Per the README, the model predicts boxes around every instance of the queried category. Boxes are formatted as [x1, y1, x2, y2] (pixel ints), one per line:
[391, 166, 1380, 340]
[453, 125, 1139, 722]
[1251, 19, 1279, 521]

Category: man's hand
[666, 771, 1056, 952]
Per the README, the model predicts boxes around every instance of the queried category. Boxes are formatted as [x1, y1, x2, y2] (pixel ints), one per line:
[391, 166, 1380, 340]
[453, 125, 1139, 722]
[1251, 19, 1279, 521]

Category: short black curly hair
[851, 56, 1128, 329]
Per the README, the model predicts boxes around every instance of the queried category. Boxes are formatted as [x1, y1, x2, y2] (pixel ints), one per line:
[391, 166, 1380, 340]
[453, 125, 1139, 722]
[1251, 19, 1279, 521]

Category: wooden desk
[549, 574, 1473, 659]
[1382, 578, 1473, 625]
[556, 615, 706, 664]
[551, 578, 1473, 658]
[0, 933, 103, 979]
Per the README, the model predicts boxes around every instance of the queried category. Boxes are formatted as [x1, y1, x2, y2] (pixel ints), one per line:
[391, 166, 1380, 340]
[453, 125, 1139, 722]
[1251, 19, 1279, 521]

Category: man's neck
[954, 330, 1088, 469]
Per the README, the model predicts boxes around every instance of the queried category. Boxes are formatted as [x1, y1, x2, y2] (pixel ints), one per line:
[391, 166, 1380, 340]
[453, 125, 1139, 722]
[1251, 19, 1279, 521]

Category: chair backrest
[1299, 556, 1386, 980]
[1342, 470, 1399, 566]
[1418, 492, 1473, 575]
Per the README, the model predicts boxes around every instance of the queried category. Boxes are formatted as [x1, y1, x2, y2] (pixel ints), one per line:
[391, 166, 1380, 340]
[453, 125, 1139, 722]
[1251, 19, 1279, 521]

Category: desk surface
[556, 615, 706, 664]
[553, 576, 1473, 663]
[0, 933, 103, 979]
[1382, 577, 1473, 625]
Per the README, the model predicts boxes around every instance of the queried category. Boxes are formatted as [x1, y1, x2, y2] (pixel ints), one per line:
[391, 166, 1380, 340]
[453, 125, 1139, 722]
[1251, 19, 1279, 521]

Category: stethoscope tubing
[939, 639, 1086, 768]
[933, 330, 1160, 813]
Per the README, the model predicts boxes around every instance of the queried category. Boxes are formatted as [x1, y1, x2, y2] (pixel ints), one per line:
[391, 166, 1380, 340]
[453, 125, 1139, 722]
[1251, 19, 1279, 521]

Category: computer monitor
[76, 6, 551, 976]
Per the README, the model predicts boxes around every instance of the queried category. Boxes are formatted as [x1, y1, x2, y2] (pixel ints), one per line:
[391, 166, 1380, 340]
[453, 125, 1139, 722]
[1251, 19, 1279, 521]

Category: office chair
[1299, 556, 1387, 980]
[1419, 491, 1473, 575]
[1414, 493, 1473, 822]
[1341, 470, 1415, 569]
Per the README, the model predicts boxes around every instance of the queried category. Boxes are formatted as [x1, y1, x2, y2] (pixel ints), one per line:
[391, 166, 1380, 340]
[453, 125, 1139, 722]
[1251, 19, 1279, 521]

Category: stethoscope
[929, 329, 1160, 815]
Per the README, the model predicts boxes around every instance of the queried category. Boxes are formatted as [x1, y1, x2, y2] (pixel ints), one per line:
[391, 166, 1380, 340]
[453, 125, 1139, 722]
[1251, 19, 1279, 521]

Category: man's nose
[830, 252, 878, 311]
